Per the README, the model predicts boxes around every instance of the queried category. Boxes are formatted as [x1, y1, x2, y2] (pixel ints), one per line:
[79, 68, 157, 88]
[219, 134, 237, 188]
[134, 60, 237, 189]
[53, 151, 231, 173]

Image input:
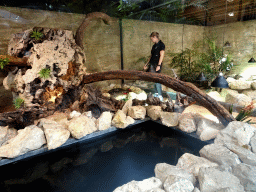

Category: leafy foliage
[169, 36, 233, 82]
[229, 102, 255, 124]
[13, 97, 25, 109]
[0, 58, 9, 70]
[38, 68, 51, 79]
[30, 30, 43, 40]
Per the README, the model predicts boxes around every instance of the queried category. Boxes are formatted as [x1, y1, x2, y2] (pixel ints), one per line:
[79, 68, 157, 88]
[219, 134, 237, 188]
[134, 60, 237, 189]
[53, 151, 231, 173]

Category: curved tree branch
[81, 70, 236, 126]
[75, 12, 111, 49]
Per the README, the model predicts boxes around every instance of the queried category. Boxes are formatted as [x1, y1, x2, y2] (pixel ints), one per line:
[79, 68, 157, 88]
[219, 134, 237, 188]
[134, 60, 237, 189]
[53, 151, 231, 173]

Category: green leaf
[38, 68, 51, 79]
[13, 97, 25, 109]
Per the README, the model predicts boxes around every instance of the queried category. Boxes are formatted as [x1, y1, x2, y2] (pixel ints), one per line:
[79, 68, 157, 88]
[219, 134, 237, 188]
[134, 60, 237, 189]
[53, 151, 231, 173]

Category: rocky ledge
[0, 92, 256, 191]
[113, 120, 256, 192]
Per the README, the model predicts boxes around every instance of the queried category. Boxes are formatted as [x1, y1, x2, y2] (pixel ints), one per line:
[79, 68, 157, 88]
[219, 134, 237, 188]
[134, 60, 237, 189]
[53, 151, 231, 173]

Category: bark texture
[80, 70, 236, 126]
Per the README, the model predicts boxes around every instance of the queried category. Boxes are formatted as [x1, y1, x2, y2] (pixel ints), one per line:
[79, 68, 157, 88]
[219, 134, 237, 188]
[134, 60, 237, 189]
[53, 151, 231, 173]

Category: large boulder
[6, 28, 87, 107]
[39, 119, 70, 150]
[223, 142, 256, 166]
[198, 167, 245, 192]
[176, 153, 218, 177]
[154, 163, 196, 185]
[0, 125, 46, 158]
[68, 115, 97, 139]
[113, 177, 163, 192]
[160, 112, 180, 127]
[225, 92, 252, 107]
[232, 163, 256, 192]
[214, 121, 256, 147]
[163, 175, 194, 192]
[146, 105, 162, 121]
[242, 90, 256, 102]
[229, 79, 251, 90]
[207, 91, 225, 102]
[0, 126, 8, 146]
[95, 111, 113, 131]
[196, 117, 224, 141]
[199, 143, 241, 168]
[178, 113, 197, 133]
[112, 110, 135, 129]
[128, 106, 146, 120]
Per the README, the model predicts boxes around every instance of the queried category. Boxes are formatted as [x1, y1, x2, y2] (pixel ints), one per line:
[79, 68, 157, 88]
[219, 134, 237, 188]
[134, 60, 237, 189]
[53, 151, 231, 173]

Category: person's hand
[144, 64, 149, 71]
[156, 66, 161, 72]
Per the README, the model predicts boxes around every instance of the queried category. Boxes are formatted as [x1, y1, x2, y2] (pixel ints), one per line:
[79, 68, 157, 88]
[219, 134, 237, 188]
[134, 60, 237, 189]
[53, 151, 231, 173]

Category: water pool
[0, 121, 208, 192]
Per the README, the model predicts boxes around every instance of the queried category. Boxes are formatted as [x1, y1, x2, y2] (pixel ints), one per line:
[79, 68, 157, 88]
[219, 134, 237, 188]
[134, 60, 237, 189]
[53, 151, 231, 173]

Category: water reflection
[0, 121, 206, 192]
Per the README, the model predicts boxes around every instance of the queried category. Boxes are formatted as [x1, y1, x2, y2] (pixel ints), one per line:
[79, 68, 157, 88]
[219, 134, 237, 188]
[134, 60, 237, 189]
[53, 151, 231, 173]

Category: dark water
[0, 121, 207, 192]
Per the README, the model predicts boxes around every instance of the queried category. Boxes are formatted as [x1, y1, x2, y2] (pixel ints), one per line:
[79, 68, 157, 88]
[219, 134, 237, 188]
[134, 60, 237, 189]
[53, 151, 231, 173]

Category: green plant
[13, 97, 25, 109]
[30, 30, 43, 40]
[0, 58, 9, 70]
[229, 102, 255, 124]
[39, 68, 51, 79]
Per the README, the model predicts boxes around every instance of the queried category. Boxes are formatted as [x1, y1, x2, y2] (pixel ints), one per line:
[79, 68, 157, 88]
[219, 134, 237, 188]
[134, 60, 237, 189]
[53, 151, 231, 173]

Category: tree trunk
[0, 55, 28, 67]
[81, 70, 235, 126]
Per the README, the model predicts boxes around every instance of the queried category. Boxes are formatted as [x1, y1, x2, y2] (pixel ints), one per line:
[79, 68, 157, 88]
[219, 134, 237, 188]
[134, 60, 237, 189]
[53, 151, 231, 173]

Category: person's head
[150, 32, 159, 43]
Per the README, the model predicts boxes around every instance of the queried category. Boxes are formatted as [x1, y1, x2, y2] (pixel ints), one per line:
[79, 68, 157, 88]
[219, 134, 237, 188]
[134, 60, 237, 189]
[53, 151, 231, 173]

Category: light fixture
[223, 0, 232, 48]
[228, 12, 234, 17]
[224, 41, 231, 47]
[248, 36, 256, 63]
[197, 72, 207, 81]
[211, 72, 229, 88]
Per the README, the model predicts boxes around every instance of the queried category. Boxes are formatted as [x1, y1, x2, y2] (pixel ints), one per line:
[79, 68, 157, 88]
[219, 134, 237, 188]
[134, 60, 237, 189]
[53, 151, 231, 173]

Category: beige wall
[0, 6, 255, 80]
[207, 20, 256, 77]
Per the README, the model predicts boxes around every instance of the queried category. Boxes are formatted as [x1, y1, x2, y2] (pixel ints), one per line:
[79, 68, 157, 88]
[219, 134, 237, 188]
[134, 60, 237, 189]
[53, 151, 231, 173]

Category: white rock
[160, 112, 180, 127]
[252, 82, 256, 90]
[112, 110, 135, 129]
[113, 180, 141, 192]
[199, 143, 241, 167]
[146, 105, 162, 121]
[229, 80, 251, 90]
[250, 133, 256, 153]
[198, 167, 245, 192]
[40, 119, 70, 150]
[196, 118, 224, 141]
[232, 163, 256, 192]
[178, 113, 197, 133]
[127, 92, 138, 100]
[95, 111, 113, 131]
[154, 163, 196, 185]
[215, 121, 256, 146]
[69, 111, 81, 119]
[163, 175, 194, 192]
[81, 111, 93, 118]
[0, 125, 46, 158]
[193, 188, 200, 192]
[145, 188, 165, 192]
[137, 177, 163, 191]
[68, 116, 97, 139]
[223, 142, 256, 166]
[137, 91, 147, 100]
[113, 177, 162, 192]
[0, 126, 8, 146]
[207, 91, 225, 102]
[176, 153, 218, 177]
[128, 106, 146, 120]
[225, 92, 252, 107]
[122, 98, 133, 115]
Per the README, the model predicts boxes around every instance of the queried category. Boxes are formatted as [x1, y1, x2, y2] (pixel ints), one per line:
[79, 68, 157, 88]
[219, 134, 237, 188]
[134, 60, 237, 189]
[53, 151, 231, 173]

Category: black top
[149, 40, 165, 65]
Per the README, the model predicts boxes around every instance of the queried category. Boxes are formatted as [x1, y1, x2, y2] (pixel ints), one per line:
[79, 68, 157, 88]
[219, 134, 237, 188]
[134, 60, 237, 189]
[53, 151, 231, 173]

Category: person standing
[144, 32, 165, 101]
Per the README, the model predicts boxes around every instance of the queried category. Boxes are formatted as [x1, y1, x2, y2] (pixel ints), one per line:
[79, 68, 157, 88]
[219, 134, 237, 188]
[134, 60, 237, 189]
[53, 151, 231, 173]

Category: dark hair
[150, 32, 159, 39]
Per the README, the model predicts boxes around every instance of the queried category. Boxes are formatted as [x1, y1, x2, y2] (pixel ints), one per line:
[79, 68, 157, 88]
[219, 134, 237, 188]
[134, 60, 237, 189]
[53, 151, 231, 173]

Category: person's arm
[156, 50, 165, 72]
[144, 55, 151, 70]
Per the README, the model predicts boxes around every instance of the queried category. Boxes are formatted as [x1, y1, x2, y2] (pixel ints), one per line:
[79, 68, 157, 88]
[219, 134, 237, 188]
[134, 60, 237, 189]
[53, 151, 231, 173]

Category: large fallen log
[81, 70, 236, 126]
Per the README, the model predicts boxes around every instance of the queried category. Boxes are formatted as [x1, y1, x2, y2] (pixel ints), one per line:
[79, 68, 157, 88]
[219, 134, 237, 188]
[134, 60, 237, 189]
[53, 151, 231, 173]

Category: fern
[30, 30, 43, 40]
[38, 68, 51, 79]
[13, 97, 25, 109]
[0, 58, 9, 70]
